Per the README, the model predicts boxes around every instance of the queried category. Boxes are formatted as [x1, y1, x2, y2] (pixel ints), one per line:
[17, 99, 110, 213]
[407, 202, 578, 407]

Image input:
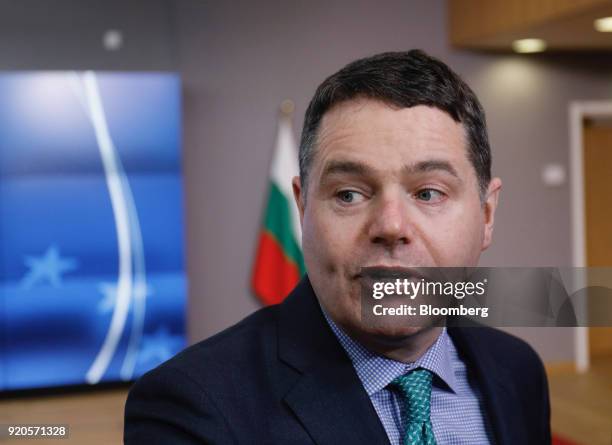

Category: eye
[336, 190, 364, 204]
[415, 188, 445, 203]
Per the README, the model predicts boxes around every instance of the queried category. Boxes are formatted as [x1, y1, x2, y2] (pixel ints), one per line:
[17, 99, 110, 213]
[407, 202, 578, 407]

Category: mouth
[354, 266, 430, 281]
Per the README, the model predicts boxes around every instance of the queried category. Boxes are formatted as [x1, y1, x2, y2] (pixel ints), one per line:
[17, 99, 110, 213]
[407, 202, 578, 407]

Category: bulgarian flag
[251, 110, 306, 306]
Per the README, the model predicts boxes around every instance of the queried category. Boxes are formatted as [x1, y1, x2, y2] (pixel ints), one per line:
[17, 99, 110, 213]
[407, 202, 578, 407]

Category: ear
[482, 177, 502, 251]
[292, 176, 305, 227]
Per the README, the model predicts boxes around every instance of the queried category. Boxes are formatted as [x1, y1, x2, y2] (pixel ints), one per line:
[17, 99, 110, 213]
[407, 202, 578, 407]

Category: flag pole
[279, 99, 295, 116]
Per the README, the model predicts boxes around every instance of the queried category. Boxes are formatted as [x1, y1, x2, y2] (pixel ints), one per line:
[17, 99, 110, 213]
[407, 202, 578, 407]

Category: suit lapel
[448, 327, 528, 445]
[277, 277, 391, 445]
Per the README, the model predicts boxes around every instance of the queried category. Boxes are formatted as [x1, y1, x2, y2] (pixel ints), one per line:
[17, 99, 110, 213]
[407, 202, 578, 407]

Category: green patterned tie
[390, 368, 437, 445]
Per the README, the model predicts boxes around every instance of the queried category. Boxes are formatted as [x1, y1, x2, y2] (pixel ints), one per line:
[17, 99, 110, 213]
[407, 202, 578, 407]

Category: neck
[345, 325, 443, 363]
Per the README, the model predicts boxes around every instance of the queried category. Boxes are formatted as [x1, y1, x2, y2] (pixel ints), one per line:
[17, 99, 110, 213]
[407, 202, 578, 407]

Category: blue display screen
[0, 72, 186, 390]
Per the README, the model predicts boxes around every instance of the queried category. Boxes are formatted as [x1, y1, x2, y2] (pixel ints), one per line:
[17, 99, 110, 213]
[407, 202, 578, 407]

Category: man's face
[292, 98, 501, 340]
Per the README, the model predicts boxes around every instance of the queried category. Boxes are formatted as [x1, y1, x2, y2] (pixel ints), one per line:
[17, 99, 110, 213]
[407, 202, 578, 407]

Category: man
[125, 50, 551, 444]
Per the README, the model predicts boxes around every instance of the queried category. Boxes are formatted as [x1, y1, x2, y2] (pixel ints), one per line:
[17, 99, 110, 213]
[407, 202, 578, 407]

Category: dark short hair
[298, 49, 491, 200]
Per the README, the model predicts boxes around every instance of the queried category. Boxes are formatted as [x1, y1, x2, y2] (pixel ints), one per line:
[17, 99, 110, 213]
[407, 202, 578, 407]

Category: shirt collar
[321, 307, 458, 396]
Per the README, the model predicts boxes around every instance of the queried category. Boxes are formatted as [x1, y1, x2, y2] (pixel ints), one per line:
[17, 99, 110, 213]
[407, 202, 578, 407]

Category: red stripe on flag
[252, 230, 301, 306]
[552, 436, 580, 445]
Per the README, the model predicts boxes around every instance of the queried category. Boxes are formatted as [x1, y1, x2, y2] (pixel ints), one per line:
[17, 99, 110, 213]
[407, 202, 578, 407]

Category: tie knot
[390, 368, 433, 423]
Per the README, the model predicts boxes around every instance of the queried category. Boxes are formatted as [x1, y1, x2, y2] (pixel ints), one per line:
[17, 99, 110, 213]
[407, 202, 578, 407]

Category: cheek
[301, 208, 335, 274]
[302, 206, 360, 274]
[422, 203, 485, 265]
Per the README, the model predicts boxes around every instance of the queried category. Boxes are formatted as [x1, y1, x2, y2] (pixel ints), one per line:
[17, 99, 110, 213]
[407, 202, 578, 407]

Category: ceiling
[449, 0, 612, 51]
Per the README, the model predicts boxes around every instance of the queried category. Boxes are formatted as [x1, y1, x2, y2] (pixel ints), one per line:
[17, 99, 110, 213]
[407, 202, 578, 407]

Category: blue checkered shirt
[322, 311, 493, 445]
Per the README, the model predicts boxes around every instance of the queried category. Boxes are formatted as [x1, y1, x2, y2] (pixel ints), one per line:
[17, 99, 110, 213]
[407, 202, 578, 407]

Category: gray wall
[0, 0, 177, 71]
[2, 0, 610, 362]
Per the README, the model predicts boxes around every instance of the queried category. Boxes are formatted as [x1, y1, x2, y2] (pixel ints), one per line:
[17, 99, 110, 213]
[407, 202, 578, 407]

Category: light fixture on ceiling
[512, 38, 547, 53]
[594, 16, 612, 32]
[103, 30, 123, 51]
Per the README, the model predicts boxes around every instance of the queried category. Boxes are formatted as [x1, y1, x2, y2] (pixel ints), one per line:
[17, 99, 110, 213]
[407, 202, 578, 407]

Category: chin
[362, 323, 432, 342]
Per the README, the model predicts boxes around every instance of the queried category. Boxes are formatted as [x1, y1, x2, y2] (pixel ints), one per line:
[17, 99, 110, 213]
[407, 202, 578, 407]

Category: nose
[368, 190, 414, 249]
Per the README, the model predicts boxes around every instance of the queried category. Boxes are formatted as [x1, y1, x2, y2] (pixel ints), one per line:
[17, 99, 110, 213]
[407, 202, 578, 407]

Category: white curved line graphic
[119, 179, 147, 381]
[81, 72, 133, 384]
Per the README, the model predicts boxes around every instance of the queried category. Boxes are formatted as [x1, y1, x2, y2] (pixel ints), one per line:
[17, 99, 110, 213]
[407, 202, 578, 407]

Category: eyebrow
[320, 158, 460, 182]
[405, 160, 460, 179]
[320, 160, 375, 179]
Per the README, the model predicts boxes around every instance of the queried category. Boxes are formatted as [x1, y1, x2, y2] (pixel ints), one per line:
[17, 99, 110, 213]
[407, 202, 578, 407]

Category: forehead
[314, 99, 468, 170]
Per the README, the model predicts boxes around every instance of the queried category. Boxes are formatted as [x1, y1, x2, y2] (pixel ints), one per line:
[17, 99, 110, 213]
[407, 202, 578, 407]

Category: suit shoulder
[454, 326, 545, 374]
[125, 340, 239, 444]
[138, 304, 279, 387]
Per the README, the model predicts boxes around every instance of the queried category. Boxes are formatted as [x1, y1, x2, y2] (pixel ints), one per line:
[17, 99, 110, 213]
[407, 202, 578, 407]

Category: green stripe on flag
[264, 182, 305, 274]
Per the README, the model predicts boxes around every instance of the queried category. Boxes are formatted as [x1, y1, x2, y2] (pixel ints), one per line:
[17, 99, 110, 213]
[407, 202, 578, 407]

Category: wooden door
[583, 118, 612, 359]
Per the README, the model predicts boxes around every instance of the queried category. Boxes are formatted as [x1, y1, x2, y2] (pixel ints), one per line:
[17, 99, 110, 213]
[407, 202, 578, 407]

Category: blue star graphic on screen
[137, 326, 185, 367]
[97, 282, 155, 314]
[21, 245, 79, 289]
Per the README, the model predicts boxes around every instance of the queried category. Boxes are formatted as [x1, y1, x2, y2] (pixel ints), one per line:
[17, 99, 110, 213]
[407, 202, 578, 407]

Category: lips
[356, 266, 429, 281]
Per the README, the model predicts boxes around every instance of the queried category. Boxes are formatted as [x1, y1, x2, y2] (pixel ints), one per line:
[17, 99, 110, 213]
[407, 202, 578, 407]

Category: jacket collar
[278, 276, 391, 445]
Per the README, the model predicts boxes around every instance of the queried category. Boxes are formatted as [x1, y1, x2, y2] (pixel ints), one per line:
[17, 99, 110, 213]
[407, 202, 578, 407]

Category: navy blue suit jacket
[124, 276, 551, 444]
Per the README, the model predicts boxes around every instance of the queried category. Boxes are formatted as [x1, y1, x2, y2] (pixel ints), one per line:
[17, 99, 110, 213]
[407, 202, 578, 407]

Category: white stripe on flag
[270, 115, 302, 247]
